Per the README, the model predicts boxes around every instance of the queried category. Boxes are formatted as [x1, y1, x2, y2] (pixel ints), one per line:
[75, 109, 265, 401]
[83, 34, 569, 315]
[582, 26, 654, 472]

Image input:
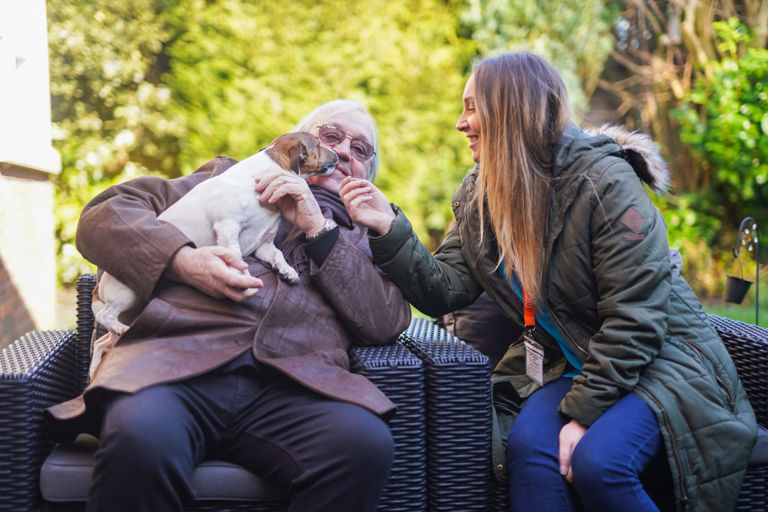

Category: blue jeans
[506, 378, 673, 512]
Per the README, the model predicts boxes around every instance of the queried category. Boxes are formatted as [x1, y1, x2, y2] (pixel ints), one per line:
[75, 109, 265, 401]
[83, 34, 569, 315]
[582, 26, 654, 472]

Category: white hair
[293, 99, 379, 182]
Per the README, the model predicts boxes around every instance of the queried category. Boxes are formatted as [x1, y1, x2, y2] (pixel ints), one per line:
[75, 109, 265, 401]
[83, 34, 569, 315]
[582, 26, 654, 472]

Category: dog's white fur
[89, 132, 337, 378]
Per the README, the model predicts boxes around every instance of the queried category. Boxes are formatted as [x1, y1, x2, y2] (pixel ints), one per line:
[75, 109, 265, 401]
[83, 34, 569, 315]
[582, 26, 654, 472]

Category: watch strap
[305, 218, 339, 242]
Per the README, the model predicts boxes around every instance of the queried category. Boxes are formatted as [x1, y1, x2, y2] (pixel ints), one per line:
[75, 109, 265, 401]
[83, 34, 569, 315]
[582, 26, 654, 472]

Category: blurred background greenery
[48, 0, 766, 321]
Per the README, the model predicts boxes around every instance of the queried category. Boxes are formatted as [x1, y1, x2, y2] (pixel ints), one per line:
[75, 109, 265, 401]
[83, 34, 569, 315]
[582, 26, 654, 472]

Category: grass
[703, 288, 767, 327]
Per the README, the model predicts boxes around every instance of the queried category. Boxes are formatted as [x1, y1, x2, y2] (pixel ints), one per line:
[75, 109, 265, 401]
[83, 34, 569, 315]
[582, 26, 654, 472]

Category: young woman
[339, 53, 756, 511]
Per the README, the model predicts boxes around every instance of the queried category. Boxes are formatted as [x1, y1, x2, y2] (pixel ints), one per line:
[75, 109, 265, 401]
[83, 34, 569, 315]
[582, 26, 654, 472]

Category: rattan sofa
[0, 274, 492, 512]
[1, 273, 766, 511]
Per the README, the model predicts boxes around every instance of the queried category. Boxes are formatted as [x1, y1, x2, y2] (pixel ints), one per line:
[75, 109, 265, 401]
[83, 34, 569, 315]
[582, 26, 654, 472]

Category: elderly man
[47, 100, 411, 512]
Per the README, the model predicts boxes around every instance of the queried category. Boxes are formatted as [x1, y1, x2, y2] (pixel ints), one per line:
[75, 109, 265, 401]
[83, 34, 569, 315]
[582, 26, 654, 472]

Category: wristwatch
[305, 218, 338, 242]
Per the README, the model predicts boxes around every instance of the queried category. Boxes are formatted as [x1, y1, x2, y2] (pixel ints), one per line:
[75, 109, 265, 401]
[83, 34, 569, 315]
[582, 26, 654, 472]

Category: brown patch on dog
[264, 132, 337, 177]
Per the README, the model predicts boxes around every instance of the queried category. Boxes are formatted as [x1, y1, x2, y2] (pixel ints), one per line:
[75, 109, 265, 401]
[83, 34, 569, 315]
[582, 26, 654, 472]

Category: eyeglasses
[315, 125, 376, 163]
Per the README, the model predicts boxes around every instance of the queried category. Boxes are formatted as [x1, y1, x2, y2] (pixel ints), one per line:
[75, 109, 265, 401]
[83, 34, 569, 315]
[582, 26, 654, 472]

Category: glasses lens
[351, 141, 374, 161]
[316, 125, 374, 162]
[318, 126, 344, 145]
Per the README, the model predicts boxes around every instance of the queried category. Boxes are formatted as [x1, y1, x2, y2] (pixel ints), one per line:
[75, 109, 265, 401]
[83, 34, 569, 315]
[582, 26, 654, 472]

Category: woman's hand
[166, 246, 263, 301]
[255, 169, 326, 237]
[339, 177, 396, 235]
[559, 419, 588, 484]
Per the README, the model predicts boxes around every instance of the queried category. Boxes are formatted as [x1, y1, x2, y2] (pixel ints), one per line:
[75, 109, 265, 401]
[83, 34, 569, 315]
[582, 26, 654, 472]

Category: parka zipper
[634, 384, 690, 510]
[542, 189, 587, 359]
[679, 338, 737, 413]
[547, 305, 588, 357]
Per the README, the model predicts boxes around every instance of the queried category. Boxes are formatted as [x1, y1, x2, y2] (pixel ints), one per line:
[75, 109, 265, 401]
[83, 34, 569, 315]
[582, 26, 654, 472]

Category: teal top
[499, 262, 582, 377]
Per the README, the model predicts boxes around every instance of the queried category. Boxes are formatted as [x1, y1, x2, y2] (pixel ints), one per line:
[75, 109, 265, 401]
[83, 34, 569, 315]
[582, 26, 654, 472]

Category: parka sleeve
[368, 205, 483, 317]
[75, 157, 236, 301]
[558, 159, 671, 426]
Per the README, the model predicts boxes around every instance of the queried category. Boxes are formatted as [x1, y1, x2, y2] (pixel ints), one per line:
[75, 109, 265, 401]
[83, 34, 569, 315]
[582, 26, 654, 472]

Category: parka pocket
[677, 337, 737, 414]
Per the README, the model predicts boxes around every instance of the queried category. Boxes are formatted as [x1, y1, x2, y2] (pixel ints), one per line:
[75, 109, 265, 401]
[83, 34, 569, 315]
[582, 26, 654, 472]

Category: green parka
[369, 123, 756, 511]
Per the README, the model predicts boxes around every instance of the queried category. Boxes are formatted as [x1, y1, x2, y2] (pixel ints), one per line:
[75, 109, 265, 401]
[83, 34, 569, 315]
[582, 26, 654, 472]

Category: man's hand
[255, 170, 327, 237]
[166, 246, 263, 301]
[339, 177, 396, 235]
[559, 419, 588, 484]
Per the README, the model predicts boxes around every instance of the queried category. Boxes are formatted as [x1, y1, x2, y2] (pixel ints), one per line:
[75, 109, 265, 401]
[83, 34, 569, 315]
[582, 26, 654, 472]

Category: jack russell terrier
[89, 132, 338, 378]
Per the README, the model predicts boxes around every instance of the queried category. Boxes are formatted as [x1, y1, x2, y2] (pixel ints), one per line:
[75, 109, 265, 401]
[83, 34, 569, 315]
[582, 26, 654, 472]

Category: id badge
[524, 334, 544, 387]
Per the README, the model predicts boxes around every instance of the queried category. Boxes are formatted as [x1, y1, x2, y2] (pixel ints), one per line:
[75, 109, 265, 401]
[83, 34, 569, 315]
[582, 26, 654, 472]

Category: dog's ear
[288, 144, 307, 174]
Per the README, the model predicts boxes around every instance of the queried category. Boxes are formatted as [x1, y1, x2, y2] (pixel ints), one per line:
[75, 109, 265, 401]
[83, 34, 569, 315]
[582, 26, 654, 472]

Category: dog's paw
[95, 310, 129, 336]
[279, 267, 300, 285]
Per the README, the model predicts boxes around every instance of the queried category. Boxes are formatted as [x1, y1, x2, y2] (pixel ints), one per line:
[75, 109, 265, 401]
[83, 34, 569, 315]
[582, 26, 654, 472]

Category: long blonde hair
[474, 53, 570, 302]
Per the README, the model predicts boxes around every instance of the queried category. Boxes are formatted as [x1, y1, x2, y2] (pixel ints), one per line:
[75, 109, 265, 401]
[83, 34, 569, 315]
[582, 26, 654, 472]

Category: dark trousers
[88, 351, 394, 512]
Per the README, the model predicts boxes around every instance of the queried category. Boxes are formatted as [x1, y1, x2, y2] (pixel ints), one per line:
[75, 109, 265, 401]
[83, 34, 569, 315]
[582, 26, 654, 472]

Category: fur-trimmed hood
[584, 124, 670, 193]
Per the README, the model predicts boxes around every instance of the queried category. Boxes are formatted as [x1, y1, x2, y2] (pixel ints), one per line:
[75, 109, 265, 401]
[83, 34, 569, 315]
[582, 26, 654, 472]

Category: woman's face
[456, 74, 481, 163]
[308, 109, 375, 193]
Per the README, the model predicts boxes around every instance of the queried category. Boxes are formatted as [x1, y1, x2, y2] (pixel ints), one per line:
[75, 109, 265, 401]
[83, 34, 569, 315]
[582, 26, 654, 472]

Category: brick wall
[0, 165, 57, 347]
[0, 0, 61, 348]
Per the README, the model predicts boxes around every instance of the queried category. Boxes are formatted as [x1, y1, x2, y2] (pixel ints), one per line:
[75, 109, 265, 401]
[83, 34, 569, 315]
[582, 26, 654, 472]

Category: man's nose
[331, 137, 352, 160]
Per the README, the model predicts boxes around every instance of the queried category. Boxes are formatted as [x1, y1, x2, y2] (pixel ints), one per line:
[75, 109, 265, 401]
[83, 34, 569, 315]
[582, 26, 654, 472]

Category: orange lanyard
[522, 289, 536, 331]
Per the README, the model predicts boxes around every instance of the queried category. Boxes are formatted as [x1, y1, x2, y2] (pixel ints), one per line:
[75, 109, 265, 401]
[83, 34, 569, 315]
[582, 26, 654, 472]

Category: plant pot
[725, 275, 752, 304]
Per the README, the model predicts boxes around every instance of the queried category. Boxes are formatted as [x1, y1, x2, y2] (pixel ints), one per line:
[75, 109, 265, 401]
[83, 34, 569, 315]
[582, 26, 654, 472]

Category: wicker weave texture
[75, 274, 99, 392]
[736, 465, 768, 512]
[708, 314, 768, 426]
[400, 318, 492, 512]
[350, 343, 427, 512]
[44, 500, 288, 512]
[0, 330, 78, 512]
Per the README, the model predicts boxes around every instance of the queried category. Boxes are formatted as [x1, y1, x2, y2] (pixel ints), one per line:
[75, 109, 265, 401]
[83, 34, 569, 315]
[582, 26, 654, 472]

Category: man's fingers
[350, 194, 374, 209]
[214, 247, 248, 271]
[221, 265, 263, 291]
[222, 285, 261, 303]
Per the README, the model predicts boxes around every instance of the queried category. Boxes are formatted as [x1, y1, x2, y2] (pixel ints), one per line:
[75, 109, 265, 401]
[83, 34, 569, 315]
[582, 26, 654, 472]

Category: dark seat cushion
[40, 434, 289, 503]
[750, 425, 768, 465]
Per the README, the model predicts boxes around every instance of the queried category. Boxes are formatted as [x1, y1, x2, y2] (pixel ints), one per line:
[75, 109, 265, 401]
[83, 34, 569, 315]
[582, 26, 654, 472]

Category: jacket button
[496, 464, 504, 472]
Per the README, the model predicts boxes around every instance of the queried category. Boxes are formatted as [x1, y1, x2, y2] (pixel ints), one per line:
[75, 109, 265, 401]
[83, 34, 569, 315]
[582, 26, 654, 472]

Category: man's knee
[322, 405, 394, 474]
[98, 392, 197, 474]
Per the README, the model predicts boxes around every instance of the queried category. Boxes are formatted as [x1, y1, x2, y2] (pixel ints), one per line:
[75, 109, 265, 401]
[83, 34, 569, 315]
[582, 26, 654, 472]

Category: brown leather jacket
[48, 156, 411, 437]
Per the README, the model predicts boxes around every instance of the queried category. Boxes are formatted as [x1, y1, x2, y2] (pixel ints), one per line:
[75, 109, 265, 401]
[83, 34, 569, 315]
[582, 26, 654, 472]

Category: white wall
[0, 0, 61, 174]
[0, 0, 61, 345]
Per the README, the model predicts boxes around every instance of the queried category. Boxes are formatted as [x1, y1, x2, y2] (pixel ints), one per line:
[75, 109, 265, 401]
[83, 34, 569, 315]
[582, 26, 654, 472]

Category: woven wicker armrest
[0, 329, 78, 511]
[708, 314, 768, 426]
[349, 343, 427, 511]
[398, 317, 493, 512]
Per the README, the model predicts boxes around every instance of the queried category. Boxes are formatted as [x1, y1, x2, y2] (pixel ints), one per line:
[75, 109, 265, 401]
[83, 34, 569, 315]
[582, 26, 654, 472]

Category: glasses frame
[314, 124, 376, 163]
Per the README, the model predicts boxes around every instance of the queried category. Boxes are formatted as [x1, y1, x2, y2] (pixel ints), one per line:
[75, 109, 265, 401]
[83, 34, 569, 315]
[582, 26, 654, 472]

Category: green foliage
[48, 0, 184, 283]
[460, 0, 616, 114]
[48, 0, 478, 284]
[673, 18, 768, 252]
[160, 0, 478, 247]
